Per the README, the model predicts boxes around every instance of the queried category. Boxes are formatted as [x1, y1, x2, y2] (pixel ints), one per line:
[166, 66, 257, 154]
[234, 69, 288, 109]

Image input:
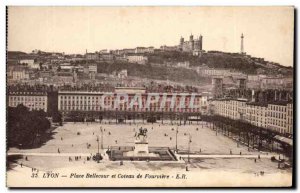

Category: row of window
[60, 100, 200, 107]
[59, 95, 201, 101]
[9, 102, 46, 106]
[60, 105, 201, 112]
[9, 96, 46, 101]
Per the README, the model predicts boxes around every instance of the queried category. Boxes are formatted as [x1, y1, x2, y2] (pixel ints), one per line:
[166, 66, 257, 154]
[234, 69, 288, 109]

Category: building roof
[9, 91, 47, 96]
[268, 101, 293, 106]
[246, 102, 268, 107]
[274, 135, 293, 146]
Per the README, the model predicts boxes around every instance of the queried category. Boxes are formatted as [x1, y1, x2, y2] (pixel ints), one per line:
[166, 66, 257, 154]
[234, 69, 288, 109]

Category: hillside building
[179, 34, 203, 52]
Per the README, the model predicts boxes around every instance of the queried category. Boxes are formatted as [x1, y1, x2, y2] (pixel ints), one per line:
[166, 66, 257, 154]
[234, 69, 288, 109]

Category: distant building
[196, 67, 231, 77]
[86, 53, 99, 60]
[193, 50, 205, 56]
[211, 99, 293, 135]
[19, 59, 34, 66]
[247, 75, 267, 81]
[60, 64, 74, 72]
[19, 59, 40, 69]
[115, 55, 128, 62]
[88, 65, 97, 73]
[176, 61, 190, 68]
[260, 77, 293, 90]
[56, 72, 75, 84]
[88, 65, 97, 80]
[11, 67, 29, 81]
[212, 78, 224, 98]
[267, 102, 293, 134]
[179, 34, 203, 52]
[245, 102, 268, 128]
[57, 90, 205, 114]
[135, 47, 154, 54]
[74, 65, 84, 73]
[99, 49, 109, 54]
[100, 53, 114, 61]
[8, 91, 48, 112]
[160, 45, 178, 51]
[126, 55, 148, 64]
[122, 49, 136, 54]
[117, 70, 128, 79]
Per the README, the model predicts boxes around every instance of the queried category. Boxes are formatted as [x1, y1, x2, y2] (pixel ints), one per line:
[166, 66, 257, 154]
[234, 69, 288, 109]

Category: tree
[7, 104, 51, 148]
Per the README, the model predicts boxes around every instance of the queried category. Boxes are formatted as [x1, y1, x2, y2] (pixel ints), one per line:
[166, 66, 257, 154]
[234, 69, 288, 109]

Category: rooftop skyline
[8, 6, 294, 66]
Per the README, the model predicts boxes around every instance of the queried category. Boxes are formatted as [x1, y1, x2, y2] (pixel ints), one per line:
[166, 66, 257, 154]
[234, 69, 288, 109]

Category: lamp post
[96, 135, 100, 163]
[175, 126, 178, 152]
[96, 135, 100, 155]
[188, 133, 192, 163]
[100, 126, 103, 150]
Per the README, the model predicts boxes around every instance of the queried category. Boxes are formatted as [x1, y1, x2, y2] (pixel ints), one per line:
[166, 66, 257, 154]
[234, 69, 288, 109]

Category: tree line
[7, 104, 51, 148]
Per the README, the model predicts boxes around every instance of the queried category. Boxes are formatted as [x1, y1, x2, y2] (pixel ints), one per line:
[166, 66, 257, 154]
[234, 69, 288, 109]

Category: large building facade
[179, 34, 203, 52]
[211, 99, 293, 135]
[8, 91, 48, 112]
[58, 90, 206, 114]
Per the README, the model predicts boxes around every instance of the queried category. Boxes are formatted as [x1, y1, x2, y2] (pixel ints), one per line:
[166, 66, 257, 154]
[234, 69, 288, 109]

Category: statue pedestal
[123, 138, 159, 158]
[134, 141, 149, 156]
[123, 128, 159, 158]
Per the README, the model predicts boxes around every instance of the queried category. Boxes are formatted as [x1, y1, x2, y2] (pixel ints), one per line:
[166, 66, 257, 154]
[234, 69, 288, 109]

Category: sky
[8, 6, 294, 66]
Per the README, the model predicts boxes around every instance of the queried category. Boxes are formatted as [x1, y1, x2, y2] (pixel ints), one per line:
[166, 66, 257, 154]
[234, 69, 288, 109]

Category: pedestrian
[230, 150, 232, 155]
[240, 151, 242, 155]
[58, 148, 60, 153]
[254, 158, 256, 163]
[20, 163, 23, 168]
[25, 156, 28, 161]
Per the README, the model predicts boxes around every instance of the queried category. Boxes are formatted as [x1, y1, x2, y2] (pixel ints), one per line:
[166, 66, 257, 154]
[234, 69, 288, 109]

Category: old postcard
[6, 6, 294, 187]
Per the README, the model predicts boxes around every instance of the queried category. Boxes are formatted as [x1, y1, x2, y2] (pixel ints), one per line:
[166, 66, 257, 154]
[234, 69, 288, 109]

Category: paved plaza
[7, 121, 292, 187]
[9, 121, 264, 154]
[8, 121, 287, 170]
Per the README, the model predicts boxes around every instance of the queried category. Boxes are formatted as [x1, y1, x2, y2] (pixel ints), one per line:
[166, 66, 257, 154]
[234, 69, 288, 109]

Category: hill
[96, 61, 211, 86]
[146, 51, 293, 76]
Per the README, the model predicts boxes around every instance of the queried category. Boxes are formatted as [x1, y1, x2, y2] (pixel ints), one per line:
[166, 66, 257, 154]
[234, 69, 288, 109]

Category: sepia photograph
[6, 6, 294, 187]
